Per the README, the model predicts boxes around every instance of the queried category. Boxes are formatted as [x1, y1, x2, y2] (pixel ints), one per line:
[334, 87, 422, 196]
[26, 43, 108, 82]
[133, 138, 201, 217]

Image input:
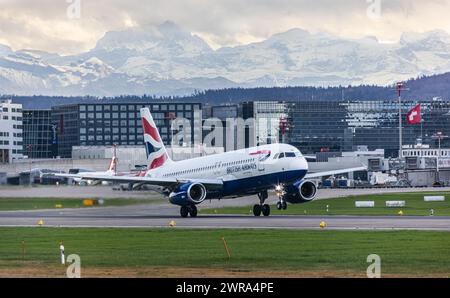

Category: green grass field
[0, 228, 449, 277]
[0, 198, 158, 211]
[200, 192, 450, 216]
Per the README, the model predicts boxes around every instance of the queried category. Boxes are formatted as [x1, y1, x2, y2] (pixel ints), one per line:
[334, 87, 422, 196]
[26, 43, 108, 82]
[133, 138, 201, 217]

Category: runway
[0, 204, 449, 231]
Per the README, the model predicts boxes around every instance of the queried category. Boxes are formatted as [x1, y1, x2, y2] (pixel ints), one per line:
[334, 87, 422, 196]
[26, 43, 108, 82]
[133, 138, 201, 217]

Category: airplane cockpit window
[276, 152, 297, 159]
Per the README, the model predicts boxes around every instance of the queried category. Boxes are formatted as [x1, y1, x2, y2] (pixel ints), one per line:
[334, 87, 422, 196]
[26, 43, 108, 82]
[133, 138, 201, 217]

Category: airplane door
[256, 151, 271, 172]
[214, 162, 222, 176]
[258, 159, 265, 171]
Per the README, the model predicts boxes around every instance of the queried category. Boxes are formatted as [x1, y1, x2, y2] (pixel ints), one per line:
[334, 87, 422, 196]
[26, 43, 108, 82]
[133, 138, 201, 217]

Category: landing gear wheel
[282, 201, 288, 210]
[276, 201, 282, 210]
[262, 204, 271, 217]
[189, 205, 198, 218]
[253, 204, 262, 217]
[180, 206, 189, 218]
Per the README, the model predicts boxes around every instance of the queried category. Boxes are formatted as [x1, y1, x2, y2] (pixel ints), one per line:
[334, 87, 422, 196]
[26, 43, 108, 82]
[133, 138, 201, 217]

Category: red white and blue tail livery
[106, 156, 117, 174]
[141, 108, 171, 170]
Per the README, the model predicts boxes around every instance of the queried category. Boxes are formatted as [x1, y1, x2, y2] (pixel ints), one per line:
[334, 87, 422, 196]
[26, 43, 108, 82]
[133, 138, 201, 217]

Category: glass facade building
[51, 103, 202, 158]
[22, 110, 56, 159]
[289, 100, 450, 155]
[207, 105, 240, 151]
[241, 101, 290, 146]
[238, 100, 450, 156]
[23, 99, 450, 159]
[289, 101, 349, 153]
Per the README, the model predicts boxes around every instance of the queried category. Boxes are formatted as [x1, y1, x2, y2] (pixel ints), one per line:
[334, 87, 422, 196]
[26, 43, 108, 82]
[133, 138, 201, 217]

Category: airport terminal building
[11, 98, 450, 160]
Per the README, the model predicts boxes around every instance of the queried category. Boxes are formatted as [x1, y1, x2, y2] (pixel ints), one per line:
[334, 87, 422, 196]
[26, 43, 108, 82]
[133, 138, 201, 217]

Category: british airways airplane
[62, 108, 365, 218]
[72, 155, 118, 185]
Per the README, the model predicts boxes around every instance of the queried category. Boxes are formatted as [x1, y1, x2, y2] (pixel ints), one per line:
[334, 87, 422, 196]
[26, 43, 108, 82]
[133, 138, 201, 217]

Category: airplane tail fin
[106, 156, 118, 175]
[140, 108, 172, 170]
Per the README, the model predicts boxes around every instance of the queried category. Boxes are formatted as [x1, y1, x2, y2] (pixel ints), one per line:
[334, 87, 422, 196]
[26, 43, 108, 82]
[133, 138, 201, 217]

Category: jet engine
[169, 182, 207, 206]
[283, 180, 317, 204]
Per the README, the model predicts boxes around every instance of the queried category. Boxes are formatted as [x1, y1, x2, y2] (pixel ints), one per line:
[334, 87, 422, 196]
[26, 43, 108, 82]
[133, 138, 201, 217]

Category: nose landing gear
[276, 200, 287, 211]
[275, 184, 288, 211]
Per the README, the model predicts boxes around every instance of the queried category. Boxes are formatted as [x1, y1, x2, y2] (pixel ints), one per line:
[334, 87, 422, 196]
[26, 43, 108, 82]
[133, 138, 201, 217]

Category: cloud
[0, 0, 449, 54]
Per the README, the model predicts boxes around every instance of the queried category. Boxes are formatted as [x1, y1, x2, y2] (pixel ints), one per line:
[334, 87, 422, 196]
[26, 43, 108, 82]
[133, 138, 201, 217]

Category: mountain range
[1, 21, 450, 97]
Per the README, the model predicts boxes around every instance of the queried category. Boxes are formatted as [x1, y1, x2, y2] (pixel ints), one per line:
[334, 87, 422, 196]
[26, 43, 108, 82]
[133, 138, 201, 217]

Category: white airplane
[71, 155, 118, 185]
[61, 108, 366, 217]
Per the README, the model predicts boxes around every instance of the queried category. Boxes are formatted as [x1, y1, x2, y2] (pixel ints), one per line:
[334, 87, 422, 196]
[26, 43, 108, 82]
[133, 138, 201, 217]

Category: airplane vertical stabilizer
[140, 108, 172, 170]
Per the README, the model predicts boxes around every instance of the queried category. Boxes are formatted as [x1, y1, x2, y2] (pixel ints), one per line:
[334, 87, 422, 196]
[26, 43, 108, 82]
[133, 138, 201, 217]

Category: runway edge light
[37, 219, 45, 226]
[320, 221, 327, 229]
[169, 220, 177, 227]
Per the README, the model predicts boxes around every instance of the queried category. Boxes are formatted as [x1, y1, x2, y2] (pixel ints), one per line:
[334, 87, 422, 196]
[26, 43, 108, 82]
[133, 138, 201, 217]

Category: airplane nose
[291, 157, 308, 172]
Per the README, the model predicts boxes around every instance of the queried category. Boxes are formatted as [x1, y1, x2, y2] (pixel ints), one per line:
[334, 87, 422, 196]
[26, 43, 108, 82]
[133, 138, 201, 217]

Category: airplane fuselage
[146, 143, 308, 199]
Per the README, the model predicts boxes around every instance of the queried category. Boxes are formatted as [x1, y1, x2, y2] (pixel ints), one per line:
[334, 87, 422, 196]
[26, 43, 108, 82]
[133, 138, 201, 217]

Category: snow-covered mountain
[1, 21, 450, 96]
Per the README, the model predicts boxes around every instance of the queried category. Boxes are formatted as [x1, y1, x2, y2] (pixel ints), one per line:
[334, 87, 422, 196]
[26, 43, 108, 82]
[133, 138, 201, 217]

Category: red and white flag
[406, 104, 421, 125]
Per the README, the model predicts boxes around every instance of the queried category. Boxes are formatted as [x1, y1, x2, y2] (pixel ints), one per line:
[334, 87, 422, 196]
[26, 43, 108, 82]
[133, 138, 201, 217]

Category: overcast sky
[1, 0, 450, 55]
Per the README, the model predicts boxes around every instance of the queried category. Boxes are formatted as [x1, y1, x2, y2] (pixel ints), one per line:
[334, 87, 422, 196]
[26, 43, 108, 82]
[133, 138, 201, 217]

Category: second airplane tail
[106, 156, 118, 175]
[140, 108, 172, 170]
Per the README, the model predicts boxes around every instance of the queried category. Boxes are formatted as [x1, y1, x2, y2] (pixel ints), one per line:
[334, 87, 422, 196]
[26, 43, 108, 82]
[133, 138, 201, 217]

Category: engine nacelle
[169, 182, 207, 206]
[284, 180, 317, 204]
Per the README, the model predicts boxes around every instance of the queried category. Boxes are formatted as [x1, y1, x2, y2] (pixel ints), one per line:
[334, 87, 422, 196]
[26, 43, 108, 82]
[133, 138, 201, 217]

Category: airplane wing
[55, 173, 223, 189]
[304, 166, 367, 179]
[303, 155, 317, 162]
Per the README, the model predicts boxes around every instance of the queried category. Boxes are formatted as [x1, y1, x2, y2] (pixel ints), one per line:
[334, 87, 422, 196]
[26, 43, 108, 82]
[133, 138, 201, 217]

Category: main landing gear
[180, 205, 198, 218]
[253, 191, 271, 217]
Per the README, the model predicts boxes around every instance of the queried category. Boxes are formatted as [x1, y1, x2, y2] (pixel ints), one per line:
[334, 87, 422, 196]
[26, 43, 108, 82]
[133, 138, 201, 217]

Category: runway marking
[2, 209, 450, 231]
[1, 223, 449, 231]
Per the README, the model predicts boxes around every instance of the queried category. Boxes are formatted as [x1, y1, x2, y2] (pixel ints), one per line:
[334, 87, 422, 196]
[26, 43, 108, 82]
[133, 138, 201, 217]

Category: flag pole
[396, 82, 409, 159]
[420, 118, 423, 142]
[397, 83, 403, 159]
